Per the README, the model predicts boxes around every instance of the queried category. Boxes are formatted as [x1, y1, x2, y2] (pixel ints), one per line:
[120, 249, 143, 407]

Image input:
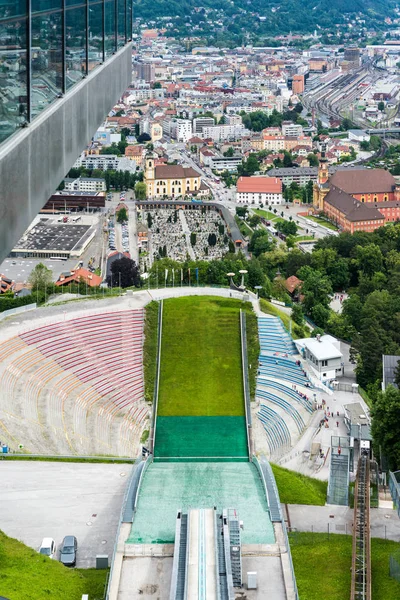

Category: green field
[271, 464, 327, 505]
[155, 296, 248, 459]
[307, 215, 339, 231]
[290, 532, 400, 600]
[158, 297, 244, 417]
[253, 208, 279, 221]
[0, 530, 107, 600]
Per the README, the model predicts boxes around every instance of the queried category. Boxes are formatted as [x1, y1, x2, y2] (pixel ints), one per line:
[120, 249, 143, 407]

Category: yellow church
[144, 152, 202, 198]
[313, 156, 330, 210]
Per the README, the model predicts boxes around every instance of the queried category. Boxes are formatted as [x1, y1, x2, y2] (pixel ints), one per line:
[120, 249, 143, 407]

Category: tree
[153, 81, 162, 89]
[137, 132, 151, 143]
[291, 303, 304, 326]
[147, 212, 153, 228]
[190, 232, 197, 246]
[117, 207, 128, 223]
[299, 267, 332, 314]
[236, 206, 248, 218]
[356, 244, 383, 277]
[249, 230, 273, 257]
[238, 153, 259, 176]
[208, 233, 217, 246]
[224, 146, 234, 157]
[294, 102, 303, 113]
[108, 257, 140, 288]
[378, 101, 385, 112]
[135, 181, 147, 200]
[283, 151, 293, 168]
[28, 263, 53, 291]
[277, 220, 298, 236]
[249, 214, 261, 228]
[371, 386, 400, 470]
[307, 153, 319, 167]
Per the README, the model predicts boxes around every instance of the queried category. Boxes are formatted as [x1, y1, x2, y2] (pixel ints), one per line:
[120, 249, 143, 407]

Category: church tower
[313, 145, 330, 210]
[145, 151, 156, 181]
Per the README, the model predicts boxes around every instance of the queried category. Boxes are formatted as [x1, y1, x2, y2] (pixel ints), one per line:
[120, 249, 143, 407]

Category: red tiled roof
[237, 176, 282, 194]
[56, 268, 102, 288]
[284, 275, 302, 294]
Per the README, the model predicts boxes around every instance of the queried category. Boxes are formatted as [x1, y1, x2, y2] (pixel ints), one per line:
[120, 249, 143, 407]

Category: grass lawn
[143, 301, 159, 403]
[271, 464, 327, 505]
[259, 299, 310, 340]
[253, 208, 278, 221]
[0, 530, 108, 600]
[307, 215, 339, 231]
[295, 235, 315, 242]
[158, 296, 244, 417]
[234, 215, 252, 237]
[289, 532, 400, 600]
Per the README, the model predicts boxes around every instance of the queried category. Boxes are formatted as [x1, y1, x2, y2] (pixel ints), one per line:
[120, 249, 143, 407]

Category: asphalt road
[0, 461, 131, 568]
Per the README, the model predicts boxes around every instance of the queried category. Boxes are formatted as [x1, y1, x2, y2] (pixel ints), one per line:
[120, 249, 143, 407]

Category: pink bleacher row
[19, 310, 146, 411]
[20, 310, 143, 344]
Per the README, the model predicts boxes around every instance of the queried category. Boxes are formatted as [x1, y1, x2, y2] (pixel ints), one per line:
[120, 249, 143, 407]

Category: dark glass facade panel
[127, 0, 132, 40]
[32, 1, 62, 13]
[0, 1, 131, 145]
[104, 0, 116, 58]
[89, 0, 103, 71]
[0, 17, 28, 144]
[31, 11, 63, 117]
[0, 1, 26, 20]
[65, 6, 87, 89]
[117, 0, 126, 48]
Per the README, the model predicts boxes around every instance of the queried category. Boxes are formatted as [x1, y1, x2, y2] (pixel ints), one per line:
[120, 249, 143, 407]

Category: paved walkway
[286, 504, 400, 541]
[0, 286, 257, 343]
[178, 209, 195, 260]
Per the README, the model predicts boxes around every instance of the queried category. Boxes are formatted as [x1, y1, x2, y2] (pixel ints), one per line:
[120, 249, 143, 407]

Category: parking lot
[0, 461, 131, 568]
[0, 256, 78, 283]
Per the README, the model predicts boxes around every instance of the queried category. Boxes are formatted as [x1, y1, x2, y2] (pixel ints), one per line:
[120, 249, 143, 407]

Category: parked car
[60, 535, 78, 566]
[39, 538, 56, 559]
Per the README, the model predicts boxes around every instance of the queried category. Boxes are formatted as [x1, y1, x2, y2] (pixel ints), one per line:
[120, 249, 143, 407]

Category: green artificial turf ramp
[154, 296, 248, 459]
[129, 462, 275, 545]
[158, 297, 244, 417]
[154, 416, 248, 460]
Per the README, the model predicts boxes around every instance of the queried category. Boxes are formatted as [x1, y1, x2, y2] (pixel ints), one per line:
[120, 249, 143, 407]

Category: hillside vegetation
[290, 532, 400, 600]
[271, 464, 327, 505]
[134, 0, 395, 39]
[0, 530, 107, 600]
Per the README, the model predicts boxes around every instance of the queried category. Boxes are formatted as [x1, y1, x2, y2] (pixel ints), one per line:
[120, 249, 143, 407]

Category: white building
[210, 156, 242, 173]
[282, 122, 303, 137]
[294, 335, 344, 382]
[77, 154, 120, 171]
[64, 177, 106, 192]
[201, 124, 246, 142]
[236, 176, 283, 205]
[170, 119, 193, 142]
[193, 117, 215, 133]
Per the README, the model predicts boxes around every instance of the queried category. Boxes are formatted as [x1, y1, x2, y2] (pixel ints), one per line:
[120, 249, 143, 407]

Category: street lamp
[254, 285, 262, 299]
[239, 269, 248, 289]
[227, 272, 235, 288]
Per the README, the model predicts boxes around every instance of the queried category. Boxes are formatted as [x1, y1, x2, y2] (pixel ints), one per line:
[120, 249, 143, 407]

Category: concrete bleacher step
[0, 309, 147, 456]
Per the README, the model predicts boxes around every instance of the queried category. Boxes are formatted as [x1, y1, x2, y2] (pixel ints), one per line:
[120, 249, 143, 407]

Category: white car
[39, 537, 56, 559]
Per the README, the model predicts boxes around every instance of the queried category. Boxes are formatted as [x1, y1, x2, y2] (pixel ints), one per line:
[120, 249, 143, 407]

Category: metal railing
[149, 300, 163, 453]
[252, 455, 298, 599]
[240, 310, 252, 459]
